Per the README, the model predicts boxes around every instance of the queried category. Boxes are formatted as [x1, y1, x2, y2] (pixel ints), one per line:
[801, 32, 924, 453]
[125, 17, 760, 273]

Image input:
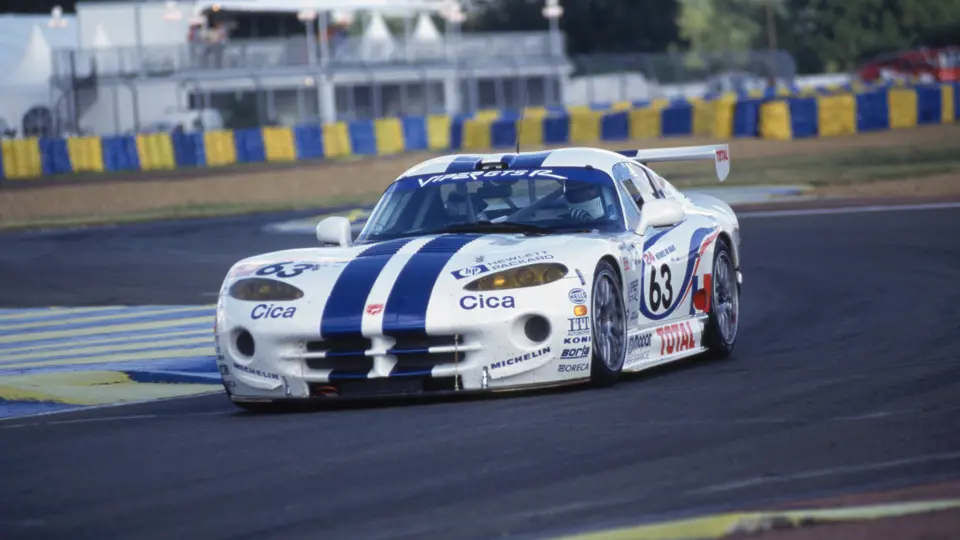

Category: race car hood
[222, 232, 608, 338]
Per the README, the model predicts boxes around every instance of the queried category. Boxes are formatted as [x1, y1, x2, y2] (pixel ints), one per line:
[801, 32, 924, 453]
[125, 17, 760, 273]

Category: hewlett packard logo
[451, 264, 490, 280]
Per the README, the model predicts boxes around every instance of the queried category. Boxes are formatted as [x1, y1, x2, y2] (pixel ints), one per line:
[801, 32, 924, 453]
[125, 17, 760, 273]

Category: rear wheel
[703, 238, 739, 358]
[589, 260, 627, 386]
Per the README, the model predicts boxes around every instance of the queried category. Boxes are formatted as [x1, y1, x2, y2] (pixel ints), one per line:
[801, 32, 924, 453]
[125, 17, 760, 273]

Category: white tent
[12, 25, 52, 85]
[91, 24, 120, 75]
[412, 12, 441, 42]
[360, 11, 396, 60]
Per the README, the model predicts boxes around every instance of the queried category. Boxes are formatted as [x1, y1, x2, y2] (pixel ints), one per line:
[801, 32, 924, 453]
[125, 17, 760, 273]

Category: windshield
[356, 166, 626, 243]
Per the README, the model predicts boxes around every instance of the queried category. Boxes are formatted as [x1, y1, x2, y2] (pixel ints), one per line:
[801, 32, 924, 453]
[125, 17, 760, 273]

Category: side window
[629, 163, 666, 199]
[612, 162, 654, 207]
[613, 179, 641, 230]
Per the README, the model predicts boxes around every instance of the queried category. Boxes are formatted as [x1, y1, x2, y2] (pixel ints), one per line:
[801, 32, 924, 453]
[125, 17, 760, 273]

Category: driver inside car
[564, 181, 612, 222]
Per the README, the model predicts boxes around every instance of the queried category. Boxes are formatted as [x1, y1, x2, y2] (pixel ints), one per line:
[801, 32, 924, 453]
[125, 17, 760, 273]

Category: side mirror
[316, 216, 353, 247]
[636, 199, 685, 234]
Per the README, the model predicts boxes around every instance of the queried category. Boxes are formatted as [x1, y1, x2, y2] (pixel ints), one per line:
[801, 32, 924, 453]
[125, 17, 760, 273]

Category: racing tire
[589, 260, 628, 387]
[702, 237, 739, 359]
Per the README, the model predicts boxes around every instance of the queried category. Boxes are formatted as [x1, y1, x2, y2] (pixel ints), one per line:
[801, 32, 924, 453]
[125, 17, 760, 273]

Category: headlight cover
[229, 278, 304, 301]
[463, 263, 568, 291]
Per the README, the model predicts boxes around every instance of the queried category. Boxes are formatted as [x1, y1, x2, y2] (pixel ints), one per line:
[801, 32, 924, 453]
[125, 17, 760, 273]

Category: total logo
[628, 332, 652, 352]
[365, 304, 384, 315]
[561, 346, 590, 359]
[558, 362, 590, 373]
[460, 294, 516, 310]
[563, 335, 590, 345]
[657, 321, 697, 355]
[250, 304, 297, 320]
[568, 288, 587, 304]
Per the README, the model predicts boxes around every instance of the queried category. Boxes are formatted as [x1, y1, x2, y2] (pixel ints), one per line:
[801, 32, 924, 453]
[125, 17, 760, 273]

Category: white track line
[691, 451, 960, 495]
[738, 201, 960, 218]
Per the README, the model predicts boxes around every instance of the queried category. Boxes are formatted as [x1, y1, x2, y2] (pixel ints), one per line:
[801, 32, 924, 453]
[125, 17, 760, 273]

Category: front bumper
[215, 284, 593, 401]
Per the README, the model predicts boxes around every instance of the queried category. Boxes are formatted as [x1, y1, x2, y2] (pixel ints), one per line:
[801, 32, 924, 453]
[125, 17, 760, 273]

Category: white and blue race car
[214, 145, 741, 410]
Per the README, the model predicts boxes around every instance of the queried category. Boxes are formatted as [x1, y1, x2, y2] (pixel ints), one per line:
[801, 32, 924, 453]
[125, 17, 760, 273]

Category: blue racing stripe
[382, 234, 482, 338]
[444, 155, 482, 173]
[320, 238, 415, 339]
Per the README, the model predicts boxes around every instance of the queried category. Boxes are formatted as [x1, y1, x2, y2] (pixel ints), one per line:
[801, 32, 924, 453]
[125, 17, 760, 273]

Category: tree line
[466, 0, 960, 73]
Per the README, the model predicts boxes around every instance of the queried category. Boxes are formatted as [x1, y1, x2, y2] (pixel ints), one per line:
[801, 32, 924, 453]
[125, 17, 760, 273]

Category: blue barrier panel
[916, 84, 942, 125]
[348, 120, 377, 155]
[956, 82, 960, 120]
[789, 97, 819, 138]
[233, 128, 266, 163]
[631, 100, 651, 109]
[661, 104, 693, 136]
[856, 89, 889, 132]
[733, 99, 761, 137]
[543, 115, 570, 144]
[490, 118, 517, 148]
[39, 138, 72, 175]
[600, 111, 629, 141]
[101, 135, 140, 172]
[401, 117, 428, 151]
[172, 132, 205, 167]
[449, 119, 464, 150]
[293, 124, 325, 160]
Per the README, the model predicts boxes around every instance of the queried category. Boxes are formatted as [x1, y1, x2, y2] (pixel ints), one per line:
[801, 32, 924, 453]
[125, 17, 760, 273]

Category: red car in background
[857, 47, 960, 83]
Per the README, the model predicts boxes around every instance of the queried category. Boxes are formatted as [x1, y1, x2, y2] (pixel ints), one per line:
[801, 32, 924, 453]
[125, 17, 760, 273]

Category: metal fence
[566, 50, 798, 104]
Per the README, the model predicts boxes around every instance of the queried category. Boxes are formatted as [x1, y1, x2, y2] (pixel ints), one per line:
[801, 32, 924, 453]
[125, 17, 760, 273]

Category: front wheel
[589, 260, 628, 387]
[703, 237, 739, 358]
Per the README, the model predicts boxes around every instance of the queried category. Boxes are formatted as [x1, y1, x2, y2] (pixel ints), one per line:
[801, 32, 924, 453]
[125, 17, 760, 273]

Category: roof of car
[395, 147, 630, 181]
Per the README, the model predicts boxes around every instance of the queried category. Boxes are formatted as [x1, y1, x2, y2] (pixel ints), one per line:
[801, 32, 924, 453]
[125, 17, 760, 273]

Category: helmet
[564, 181, 604, 220]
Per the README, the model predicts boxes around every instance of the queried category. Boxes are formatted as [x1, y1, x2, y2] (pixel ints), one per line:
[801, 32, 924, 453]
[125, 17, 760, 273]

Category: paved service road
[1, 207, 959, 540]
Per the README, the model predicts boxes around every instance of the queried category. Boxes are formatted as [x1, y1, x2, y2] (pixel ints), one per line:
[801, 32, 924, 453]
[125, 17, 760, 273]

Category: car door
[621, 162, 715, 326]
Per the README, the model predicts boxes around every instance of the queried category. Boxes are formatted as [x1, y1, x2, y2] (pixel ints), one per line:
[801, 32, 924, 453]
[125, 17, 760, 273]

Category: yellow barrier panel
[759, 101, 792, 140]
[0, 138, 42, 180]
[462, 119, 492, 151]
[426, 115, 451, 150]
[612, 101, 633, 111]
[203, 130, 237, 166]
[888, 88, 918, 129]
[650, 98, 671, 110]
[517, 114, 545, 148]
[374, 118, 404, 155]
[322, 122, 352, 158]
[135, 133, 175, 170]
[629, 107, 661, 140]
[569, 110, 602, 144]
[712, 96, 736, 139]
[943, 84, 955, 124]
[66, 136, 104, 173]
[566, 105, 592, 116]
[474, 109, 501, 122]
[817, 94, 857, 137]
[262, 126, 296, 162]
[691, 98, 714, 137]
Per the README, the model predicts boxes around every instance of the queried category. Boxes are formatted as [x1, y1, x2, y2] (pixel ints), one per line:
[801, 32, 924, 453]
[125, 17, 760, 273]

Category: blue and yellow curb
[0, 305, 220, 419]
[555, 498, 960, 539]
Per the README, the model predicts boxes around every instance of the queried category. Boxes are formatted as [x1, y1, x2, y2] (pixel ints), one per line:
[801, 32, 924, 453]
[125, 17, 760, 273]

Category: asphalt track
[2, 205, 960, 539]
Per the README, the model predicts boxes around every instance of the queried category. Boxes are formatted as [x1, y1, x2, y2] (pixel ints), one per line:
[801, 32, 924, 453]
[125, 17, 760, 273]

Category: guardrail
[1, 81, 956, 181]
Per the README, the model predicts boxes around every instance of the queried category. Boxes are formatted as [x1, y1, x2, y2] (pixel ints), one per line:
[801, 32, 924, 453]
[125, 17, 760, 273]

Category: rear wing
[617, 144, 730, 182]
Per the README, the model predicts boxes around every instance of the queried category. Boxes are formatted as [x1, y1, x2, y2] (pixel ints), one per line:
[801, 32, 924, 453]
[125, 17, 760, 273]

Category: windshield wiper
[429, 221, 556, 236]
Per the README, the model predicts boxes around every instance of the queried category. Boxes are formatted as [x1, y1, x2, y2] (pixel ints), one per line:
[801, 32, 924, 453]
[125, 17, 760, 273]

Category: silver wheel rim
[713, 251, 739, 344]
[592, 272, 626, 370]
